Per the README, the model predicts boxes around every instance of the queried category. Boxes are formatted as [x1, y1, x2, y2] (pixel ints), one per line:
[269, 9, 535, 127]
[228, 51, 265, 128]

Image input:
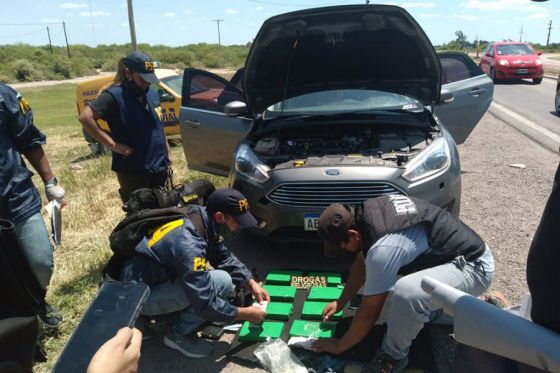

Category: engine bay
[248, 123, 440, 170]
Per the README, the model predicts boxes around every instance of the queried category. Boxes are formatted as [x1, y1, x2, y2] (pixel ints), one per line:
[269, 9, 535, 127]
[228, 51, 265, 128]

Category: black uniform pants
[116, 170, 169, 203]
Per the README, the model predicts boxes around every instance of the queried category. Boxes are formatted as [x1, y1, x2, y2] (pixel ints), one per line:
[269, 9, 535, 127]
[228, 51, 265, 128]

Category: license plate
[304, 213, 320, 231]
[517, 69, 528, 74]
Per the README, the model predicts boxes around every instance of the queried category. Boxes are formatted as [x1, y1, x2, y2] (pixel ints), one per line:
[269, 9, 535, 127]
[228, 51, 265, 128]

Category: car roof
[155, 68, 182, 79]
[493, 41, 531, 46]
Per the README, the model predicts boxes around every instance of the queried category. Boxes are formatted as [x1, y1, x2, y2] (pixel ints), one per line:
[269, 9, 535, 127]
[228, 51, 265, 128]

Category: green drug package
[308, 286, 343, 301]
[307, 272, 342, 286]
[265, 270, 303, 285]
[263, 285, 297, 301]
[265, 302, 293, 320]
[301, 301, 342, 320]
[289, 320, 336, 338]
[238, 321, 285, 342]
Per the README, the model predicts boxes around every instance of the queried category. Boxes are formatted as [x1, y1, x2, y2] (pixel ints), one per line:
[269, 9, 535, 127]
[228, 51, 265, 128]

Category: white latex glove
[45, 184, 65, 204]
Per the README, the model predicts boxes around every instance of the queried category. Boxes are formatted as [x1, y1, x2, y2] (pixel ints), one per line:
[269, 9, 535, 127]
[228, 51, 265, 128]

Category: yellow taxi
[76, 69, 182, 153]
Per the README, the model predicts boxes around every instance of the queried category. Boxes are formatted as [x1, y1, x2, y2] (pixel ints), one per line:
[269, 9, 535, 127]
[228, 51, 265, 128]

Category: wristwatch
[45, 176, 58, 187]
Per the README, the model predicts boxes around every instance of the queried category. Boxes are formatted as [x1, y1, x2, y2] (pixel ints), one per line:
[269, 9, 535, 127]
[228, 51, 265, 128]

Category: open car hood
[244, 5, 442, 114]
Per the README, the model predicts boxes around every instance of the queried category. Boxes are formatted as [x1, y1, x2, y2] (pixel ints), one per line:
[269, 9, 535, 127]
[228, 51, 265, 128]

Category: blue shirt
[0, 84, 45, 223]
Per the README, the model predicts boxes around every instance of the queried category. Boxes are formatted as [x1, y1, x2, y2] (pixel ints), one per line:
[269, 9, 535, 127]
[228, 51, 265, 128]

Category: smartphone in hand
[53, 281, 150, 373]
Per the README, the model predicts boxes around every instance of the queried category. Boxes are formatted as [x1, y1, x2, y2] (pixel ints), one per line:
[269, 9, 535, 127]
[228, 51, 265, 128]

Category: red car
[479, 41, 544, 84]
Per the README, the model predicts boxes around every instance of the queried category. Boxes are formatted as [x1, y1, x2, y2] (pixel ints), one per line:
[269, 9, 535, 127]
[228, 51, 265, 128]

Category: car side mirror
[486, 53, 492, 57]
[159, 93, 175, 103]
[440, 88, 454, 104]
[224, 101, 248, 116]
[537, 51, 543, 56]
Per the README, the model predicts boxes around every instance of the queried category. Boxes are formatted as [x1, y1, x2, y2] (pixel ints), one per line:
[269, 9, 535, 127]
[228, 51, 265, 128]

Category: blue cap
[207, 188, 257, 228]
[123, 51, 159, 83]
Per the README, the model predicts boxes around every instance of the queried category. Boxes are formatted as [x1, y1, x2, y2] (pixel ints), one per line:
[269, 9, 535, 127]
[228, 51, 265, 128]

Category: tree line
[0, 43, 250, 83]
[438, 30, 560, 53]
[1, 34, 558, 83]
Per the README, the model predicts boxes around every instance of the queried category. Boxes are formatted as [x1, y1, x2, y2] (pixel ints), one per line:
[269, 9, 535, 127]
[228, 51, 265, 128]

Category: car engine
[249, 124, 439, 170]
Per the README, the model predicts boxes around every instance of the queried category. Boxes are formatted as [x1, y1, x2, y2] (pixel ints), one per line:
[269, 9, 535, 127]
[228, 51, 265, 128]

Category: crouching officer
[314, 195, 494, 373]
[120, 188, 269, 358]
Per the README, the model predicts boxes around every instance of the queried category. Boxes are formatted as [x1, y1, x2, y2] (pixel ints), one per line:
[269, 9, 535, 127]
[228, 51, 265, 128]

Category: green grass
[17, 83, 226, 371]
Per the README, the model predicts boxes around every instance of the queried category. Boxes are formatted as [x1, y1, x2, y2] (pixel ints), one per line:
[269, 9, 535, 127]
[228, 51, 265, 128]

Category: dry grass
[17, 84, 226, 371]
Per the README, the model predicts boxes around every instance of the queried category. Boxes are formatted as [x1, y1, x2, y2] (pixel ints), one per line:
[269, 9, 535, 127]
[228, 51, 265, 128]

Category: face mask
[125, 79, 148, 97]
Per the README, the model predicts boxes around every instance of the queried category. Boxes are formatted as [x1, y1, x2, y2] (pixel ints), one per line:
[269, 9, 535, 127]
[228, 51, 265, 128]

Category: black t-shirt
[89, 91, 120, 124]
[527, 160, 560, 334]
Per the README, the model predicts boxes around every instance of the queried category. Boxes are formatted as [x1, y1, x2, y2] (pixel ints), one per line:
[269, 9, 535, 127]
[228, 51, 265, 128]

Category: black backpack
[104, 206, 208, 280]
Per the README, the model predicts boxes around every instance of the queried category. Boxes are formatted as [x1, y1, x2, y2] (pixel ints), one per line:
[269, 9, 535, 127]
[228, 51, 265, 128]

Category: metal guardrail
[421, 276, 560, 372]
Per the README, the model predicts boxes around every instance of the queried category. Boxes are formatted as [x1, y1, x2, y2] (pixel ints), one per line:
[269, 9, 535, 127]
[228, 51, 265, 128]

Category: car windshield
[160, 75, 182, 95]
[264, 89, 423, 119]
[496, 44, 535, 56]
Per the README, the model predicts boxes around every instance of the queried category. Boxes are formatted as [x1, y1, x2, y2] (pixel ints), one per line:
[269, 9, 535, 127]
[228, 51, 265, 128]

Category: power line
[0, 22, 62, 26]
[0, 27, 47, 40]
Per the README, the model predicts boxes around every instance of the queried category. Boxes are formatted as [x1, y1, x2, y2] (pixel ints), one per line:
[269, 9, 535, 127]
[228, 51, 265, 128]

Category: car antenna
[280, 32, 301, 118]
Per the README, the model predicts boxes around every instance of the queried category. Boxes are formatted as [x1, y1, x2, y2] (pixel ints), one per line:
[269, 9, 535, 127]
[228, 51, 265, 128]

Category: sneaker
[38, 303, 63, 328]
[163, 331, 213, 358]
[362, 350, 408, 373]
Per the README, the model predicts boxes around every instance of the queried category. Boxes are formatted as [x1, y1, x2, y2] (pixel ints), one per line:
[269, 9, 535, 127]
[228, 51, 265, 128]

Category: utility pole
[127, 0, 138, 50]
[519, 26, 523, 42]
[62, 21, 71, 59]
[213, 18, 223, 46]
[546, 20, 552, 47]
[46, 26, 53, 54]
[475, 34, 479, 59]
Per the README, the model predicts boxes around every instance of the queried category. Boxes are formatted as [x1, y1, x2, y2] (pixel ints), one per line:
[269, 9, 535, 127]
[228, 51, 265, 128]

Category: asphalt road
[137, 80, 559, 372]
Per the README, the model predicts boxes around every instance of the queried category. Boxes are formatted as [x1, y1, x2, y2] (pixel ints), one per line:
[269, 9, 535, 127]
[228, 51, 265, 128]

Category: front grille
[267, 181, 405, 208]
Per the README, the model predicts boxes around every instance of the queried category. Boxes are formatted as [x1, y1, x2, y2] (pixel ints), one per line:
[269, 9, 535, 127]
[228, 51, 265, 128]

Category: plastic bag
[254, 338, 308, 373]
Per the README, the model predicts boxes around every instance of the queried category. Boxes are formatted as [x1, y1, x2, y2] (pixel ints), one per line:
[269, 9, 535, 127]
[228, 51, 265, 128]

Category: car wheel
[555, 87, 560, 115]
[533, 78, 542, 84]
[490, 67, 498, 83]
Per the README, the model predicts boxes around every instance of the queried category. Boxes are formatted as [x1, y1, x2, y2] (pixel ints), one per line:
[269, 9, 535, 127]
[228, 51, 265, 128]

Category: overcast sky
[0, 0, 557, 47]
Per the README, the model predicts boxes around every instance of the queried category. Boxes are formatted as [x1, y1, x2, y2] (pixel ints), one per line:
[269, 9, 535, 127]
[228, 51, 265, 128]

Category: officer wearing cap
[79, 51, 171, 202]
[313, 195, 494, 373]
[119, 188, 269, 359]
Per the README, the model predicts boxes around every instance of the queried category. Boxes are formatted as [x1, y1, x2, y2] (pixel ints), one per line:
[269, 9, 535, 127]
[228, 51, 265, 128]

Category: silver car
[180, 5, 493, 242]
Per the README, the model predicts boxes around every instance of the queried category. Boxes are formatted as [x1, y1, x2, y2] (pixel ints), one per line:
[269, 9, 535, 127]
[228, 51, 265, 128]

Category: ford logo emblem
[325, 169, 342, 176]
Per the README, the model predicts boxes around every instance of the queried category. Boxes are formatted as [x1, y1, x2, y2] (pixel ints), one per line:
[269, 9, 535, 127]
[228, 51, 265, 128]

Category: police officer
[0, 83, 65, 327]
[79, 51, 171, 202]
[120, 188, 269, 359]
[314, 195, 494, 373]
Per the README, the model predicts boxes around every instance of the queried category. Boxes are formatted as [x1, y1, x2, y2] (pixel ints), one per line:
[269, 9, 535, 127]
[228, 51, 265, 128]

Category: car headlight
[402, 138, 451, 182]
[498, 60, 509, 66]
[535, 59, 543, 66]
[234, 144, 270, 183]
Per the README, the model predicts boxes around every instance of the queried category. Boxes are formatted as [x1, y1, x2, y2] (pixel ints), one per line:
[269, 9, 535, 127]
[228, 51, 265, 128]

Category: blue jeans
[13, 212, 54, 290]
[380, 247, 494, 360]
[141, 269, 233, 335]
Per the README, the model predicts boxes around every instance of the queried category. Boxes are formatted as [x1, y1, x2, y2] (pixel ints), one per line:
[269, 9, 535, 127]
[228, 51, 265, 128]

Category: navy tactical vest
[360, 195, 485, 275]
[106, 84, 169, 174]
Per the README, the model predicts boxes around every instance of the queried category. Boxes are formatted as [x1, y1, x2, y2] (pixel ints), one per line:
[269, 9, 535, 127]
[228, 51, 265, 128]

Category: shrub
[10, 59, 44, 81]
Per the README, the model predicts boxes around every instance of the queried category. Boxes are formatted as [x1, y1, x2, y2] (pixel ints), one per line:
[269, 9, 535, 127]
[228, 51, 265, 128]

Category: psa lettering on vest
[193, 257, 208, 271]
[389, 195, 417, 215]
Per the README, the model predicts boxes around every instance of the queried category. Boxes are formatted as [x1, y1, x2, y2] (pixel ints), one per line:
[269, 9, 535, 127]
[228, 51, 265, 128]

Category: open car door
[180, 68, 252, 176]
[434, 52, 494, 145]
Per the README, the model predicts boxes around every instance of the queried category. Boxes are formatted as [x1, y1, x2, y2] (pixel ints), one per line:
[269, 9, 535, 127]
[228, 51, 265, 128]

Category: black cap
[207, 188, 257, 228]
[317, 203, 355, 258]
[123, 51, 158, 83]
